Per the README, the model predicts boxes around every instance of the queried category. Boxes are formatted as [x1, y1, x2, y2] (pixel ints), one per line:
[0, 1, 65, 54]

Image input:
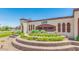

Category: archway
[36, 24, 56, 32]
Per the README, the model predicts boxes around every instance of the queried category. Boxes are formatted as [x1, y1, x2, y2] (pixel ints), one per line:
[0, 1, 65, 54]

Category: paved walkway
[0, 37, 20, 51]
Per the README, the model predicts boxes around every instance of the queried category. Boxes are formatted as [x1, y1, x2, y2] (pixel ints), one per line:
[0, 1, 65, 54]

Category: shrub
[31, 30, 47, 33]
[29, 33, 59, 37]
[40, 37, 47, 41]
[76, 35, 79, 41]
[36, 37, 42, 41]
[21, 35, 64, 41]
[32, 36, 38, 40]
[40, 30, 46, 33]
[15, 30, 22, 35]
[20, 33, 30, 40]
[48, 37, 53, 41]
[31, 30, 40, 33]
[52, 36, 64, 41]
[27, 36, 33, 40]
[21, 31, 65, 41]
[20, 33, 24, 37]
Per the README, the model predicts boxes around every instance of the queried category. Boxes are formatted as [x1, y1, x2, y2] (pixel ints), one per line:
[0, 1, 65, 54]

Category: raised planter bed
[16, 37, 70, 47]
[11, 37, 79, 51]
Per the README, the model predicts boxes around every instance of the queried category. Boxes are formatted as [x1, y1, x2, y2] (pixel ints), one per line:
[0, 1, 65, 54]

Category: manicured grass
[0, 31, 14, 38]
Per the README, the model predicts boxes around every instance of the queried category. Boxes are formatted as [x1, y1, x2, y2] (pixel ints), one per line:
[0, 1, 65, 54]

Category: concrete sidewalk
[0, 37, 20, 51]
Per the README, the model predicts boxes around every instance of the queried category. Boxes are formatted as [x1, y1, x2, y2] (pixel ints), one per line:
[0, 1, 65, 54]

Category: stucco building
[20, 9, 79, 40]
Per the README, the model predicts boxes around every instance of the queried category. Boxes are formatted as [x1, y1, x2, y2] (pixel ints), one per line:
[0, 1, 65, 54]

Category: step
[12, 39, 77, 51]
[16, 38, 71, 47]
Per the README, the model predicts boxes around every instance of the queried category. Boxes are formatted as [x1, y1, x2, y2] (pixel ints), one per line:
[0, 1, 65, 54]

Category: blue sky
[0, 8, 73, 27]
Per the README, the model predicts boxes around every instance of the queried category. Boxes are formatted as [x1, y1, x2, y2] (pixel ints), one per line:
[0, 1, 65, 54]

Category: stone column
[73, 9, 79, 40]
[20, 20, 28, 34]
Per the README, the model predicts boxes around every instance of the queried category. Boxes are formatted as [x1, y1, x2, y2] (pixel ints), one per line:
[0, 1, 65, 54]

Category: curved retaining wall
[12, 42, 76, 51]
[12, 38, 79, 51]
[71, 41, 79, 46]
[16, 38, 71, 47]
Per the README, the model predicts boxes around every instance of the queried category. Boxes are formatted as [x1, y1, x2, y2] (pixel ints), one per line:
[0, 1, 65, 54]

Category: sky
[0, 8, 73, 27]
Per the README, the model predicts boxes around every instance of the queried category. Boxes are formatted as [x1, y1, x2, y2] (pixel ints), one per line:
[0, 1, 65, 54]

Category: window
[29, 25, 30, 31]
[58, 23, 61, 32]
[33, 25, 35, 30]
[31, 25, 32, 30]
[67, 23, 71, 32]
[21, 23, 23, 32]
[62, 23, 65, 32]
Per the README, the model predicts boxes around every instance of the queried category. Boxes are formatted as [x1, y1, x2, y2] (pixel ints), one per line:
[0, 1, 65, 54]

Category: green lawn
[0, 31, 14, 38]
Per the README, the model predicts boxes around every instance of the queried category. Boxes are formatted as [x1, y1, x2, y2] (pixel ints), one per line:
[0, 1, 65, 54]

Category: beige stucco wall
[21, 10, 79, 39]
[48, 18, 74, 38]
[27, 18, 74, 38]
[21, 20, 28, 34]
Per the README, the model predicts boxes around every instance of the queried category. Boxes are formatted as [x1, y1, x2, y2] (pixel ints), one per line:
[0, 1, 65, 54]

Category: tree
[0, 26, 12, 31]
